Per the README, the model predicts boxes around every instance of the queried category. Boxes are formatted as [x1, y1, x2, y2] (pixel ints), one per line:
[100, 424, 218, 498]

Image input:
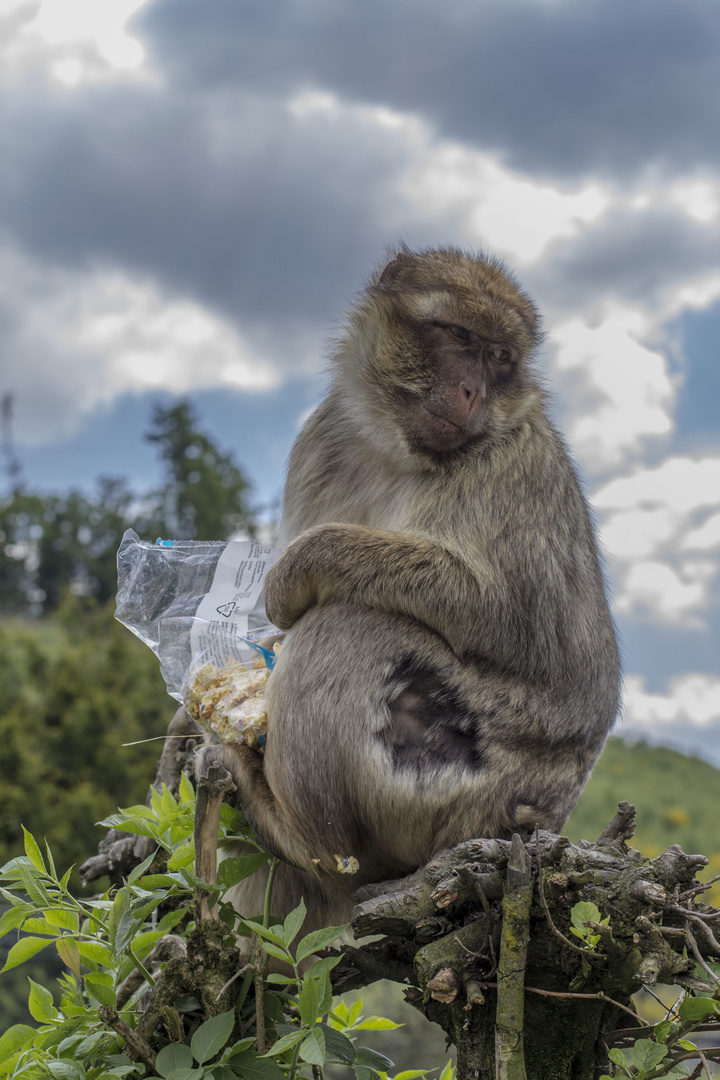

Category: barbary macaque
[197, 247, 620, 931]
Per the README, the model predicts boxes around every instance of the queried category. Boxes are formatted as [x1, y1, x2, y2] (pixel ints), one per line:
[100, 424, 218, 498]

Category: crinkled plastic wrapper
[115, 529, 282, 747]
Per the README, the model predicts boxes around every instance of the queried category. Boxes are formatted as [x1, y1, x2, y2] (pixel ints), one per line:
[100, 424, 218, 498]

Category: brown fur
[197, 247, 620, 930]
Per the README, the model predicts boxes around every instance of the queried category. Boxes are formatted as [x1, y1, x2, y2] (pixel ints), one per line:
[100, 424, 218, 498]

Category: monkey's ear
[378, 252, 413, 287]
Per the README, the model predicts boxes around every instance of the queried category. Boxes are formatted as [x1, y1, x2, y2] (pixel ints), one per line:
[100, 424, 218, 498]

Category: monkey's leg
[194, 742, 313, 873]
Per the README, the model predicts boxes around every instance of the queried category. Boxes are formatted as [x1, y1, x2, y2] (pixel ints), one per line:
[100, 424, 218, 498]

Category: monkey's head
[339, 247, 543, 461]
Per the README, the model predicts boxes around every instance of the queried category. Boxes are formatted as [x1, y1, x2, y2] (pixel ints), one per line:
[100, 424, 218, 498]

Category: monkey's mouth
[421, 405, 462, 434]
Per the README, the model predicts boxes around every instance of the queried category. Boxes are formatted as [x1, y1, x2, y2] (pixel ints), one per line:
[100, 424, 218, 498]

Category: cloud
[1, 0, 153, 86]
[593, 457, 720, 623]
[141, 0, 720, 181]
[0, 243, 279, 446]
[623, 674, 720, 728]
[551, 307, 674, 470]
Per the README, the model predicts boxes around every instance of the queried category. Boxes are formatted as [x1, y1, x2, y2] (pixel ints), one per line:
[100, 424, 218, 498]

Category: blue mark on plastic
[249, 642, 276, 669]
[156, 538, 174, 547]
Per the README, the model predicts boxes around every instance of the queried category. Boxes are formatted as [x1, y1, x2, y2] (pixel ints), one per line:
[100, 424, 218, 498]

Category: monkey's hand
[265, 522, 513, 662]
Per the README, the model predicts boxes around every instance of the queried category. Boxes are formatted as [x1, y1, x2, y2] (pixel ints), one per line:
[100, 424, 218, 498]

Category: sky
[1, 0, 719, 763]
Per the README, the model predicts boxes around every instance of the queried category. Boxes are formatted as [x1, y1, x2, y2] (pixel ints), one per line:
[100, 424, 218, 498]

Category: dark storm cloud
[140, 0, 720, 181]
[0, 87, 418, 328]
[528, 211, 720, 313]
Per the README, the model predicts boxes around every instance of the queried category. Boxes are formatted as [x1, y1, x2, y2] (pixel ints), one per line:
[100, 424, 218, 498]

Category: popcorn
[186, 644, 281, 748]
[334, 854, 360, 875]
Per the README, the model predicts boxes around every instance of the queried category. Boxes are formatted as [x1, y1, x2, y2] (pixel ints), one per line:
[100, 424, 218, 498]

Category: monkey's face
[392, 318, 527, 455]
[361, 249, 541, 458]
[340, 248, 542, 461]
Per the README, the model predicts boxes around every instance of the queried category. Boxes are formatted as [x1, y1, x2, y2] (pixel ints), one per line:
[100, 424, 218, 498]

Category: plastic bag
[115, 530, 283, 744]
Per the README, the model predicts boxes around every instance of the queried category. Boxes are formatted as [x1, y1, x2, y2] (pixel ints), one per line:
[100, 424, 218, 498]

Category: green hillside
[566, 735, 720, 904]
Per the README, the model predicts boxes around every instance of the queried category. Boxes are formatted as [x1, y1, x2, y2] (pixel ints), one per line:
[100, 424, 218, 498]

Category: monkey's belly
[259, 603, 585, 889]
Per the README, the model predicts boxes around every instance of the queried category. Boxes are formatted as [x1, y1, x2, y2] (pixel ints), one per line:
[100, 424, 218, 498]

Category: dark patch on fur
[381, 661, 485, 771]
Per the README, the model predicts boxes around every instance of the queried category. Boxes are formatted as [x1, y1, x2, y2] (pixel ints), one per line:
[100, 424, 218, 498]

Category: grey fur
[196, 247, 620, 932]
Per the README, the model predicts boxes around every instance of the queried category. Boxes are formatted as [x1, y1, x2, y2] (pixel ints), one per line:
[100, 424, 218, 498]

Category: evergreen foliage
[0, 401, 254, 616]
[0, 602, 172, 884]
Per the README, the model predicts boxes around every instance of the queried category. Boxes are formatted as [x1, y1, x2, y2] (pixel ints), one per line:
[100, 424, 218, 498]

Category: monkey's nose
[459, 378, 486, 409]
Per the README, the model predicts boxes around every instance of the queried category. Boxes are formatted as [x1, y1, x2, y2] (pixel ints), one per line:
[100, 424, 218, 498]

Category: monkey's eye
[447, 324, 471, 344]
[488, 346, 512, 364]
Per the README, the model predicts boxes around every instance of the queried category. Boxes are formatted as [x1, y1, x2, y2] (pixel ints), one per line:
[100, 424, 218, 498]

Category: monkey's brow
[429, 320, 505, 346]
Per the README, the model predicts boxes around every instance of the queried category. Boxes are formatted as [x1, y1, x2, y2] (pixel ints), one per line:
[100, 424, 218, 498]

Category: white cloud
[623, 674, 720, 728]
[552, 306, 675, 470]
[614, 559, 716, 622]
[0, 245, 279, 446]
[593, 457, 720, 622]
[2, 0, 151, 85]
[595, 457, 720, 517]
[683, 513, 720, 551]
[401, 133, 611, 264]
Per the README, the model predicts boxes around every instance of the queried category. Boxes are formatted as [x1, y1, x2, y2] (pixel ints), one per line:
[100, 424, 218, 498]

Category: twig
[684, 925, 720, 988]
[643, 983, 682, 1020]
[194, 760, 236, 921]
[98, 1005, 157, 1069]
[495, 835, 532, 1080]
[217, 965, 250, 1000]
[255, 954, 266, 1053]
[697, 1049, 713, 1080]
[679, 874, 720, 903]
[480, 983, 646, 1026]
[534, 834, 602, 962]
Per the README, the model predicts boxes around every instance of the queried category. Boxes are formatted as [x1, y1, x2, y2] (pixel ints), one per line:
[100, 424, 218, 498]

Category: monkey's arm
[265, 522, 529, 666]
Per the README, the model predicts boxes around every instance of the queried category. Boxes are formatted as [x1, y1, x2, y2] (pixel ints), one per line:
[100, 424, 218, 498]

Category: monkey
[196, 246, 620, 935]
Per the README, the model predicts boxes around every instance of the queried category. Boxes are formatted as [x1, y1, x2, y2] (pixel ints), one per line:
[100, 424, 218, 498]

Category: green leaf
[22, 827, 47, 873]
[0, 905, 27, 936]
[353, 1017, 402, 1031]
[44, 909, 80, 933]
[217, 853, 269, 891]
[315, 972, 334, 1019]
[654, 1020, 672, 1042]
[77, 940, 113, 967]
[2, 935, 51, 971]
[238, 920, 287, 948]
[19, 867, 52, 906]
[168, 841, 196, 870]
[299, 1027, 326, 1066]
[178, 772, 195, 804]
[677, 1039, 697, 1051]
[631, 1038, 667, 1071]
[438, 1066, 455, 1080]
[127, 848, 160, 885]
[282, 900, 307, 948]
[259, 941, 293, 965]
[190, 1010, 235, 1064]
[85, 972, 116, 1007]
[570, 901, 602, 930]
[113, 911, 143, 956]
[56, 936, 82, 979]
[264, 1029, 308, 1057]
[300, 954, 340, 979]
[155, 1042, 194, 1077]
[161, 784, 179, 816]
[394, 1072, 432, 1080]
[295, 923, 348, 963]
[298, 972, 321, 1026]
[229, 1051, 286, 1080]
[678, 995, 718, 1023]
[27, 977, 57, 1023]
[0, 1023, 36, 1063]
[223, 1037, 257, 1058]
[318, 1023, 355, 1064]
[355, 1046, 394, 1071]
[47, 1062, 86, 1079]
